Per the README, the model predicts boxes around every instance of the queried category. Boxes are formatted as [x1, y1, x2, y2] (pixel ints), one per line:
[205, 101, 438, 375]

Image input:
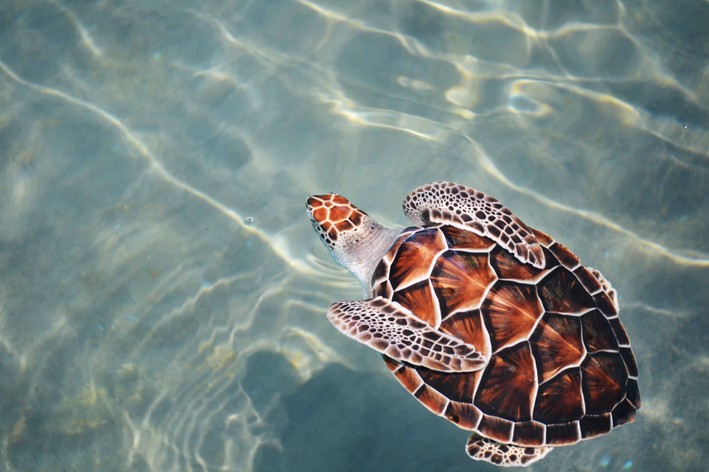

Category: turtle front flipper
[466, 433, 552, 467]
[403, 181, 545, 269]
[327, 297, 486, 373]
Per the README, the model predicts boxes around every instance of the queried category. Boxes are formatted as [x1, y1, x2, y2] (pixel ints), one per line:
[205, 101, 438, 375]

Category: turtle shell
[371, 224, 640, 447]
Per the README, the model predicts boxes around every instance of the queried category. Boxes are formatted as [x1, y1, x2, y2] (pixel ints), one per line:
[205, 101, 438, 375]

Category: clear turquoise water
[0, 1, 707, 471]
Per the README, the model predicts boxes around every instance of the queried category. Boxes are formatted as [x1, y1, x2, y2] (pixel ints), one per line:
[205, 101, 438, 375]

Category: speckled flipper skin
[328, 297, 487, 373]
[466, 434, 552, 467]
[403, 181, 545, 269]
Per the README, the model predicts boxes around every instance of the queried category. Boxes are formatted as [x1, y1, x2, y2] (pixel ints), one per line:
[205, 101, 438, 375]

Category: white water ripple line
[0, 58, 318, 274]
[327, 102, 708, 268]
[3, 58, 705, 269]
[473, 140, 709, 268]
[50, 0, 103, 57]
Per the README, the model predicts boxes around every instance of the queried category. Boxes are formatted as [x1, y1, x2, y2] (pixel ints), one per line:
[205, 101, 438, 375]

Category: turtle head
[306, 193, 399, 295]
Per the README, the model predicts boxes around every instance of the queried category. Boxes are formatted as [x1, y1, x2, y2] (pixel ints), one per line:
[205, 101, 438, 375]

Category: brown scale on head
[306, 193, 367, 248]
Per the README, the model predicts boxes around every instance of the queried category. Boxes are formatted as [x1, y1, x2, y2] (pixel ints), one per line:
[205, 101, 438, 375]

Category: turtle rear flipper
[466, 433, 552, 467]
[327, 297, 487, 373]
[588, 267, 619, 312]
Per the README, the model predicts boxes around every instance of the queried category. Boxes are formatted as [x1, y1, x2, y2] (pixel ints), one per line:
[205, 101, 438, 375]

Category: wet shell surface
[307, 181, 640, 466]
[372, 224, 640, 447]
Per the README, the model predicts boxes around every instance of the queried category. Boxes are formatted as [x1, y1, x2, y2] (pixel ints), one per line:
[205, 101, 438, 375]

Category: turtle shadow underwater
[251, 357, 465, 472]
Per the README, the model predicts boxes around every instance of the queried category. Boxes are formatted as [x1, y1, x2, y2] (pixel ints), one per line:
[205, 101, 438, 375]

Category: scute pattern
[530, 313, 585, 383]
[475, 342, 536, 422]
[534, 368, 583, 423]
[483, 283, 544, 352]
[377, 223, 639, 448]
[440, 310, 490, 358]
[581, 310, 618, 352]
[305, 193, 366, 248]
[328, 298, 486, 373]
[581, 353, 627, 415]
[491, 246, 545, 282]
[420, 368, 478, 404]
[389, 228, 447, 290]
[441, 225, 496, 251]
[404, 182, 546, 268]
[431, 251, 496, 315]
[392, 280, 440, 328]
[538, 268, 595, 314]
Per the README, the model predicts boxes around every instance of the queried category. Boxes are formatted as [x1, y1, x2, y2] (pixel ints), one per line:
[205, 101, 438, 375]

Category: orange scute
[445, 401, 482, 430]
[390, 229, 447, 290]
[582, 353, 627, 415]
[420, 366, 482, 404]
[329, 204, 352, 222]
[336, 220, 354, 232]
[482, 283, 544, 352]
[414, 385, 449, 415]
[475, 342, 536, 422]
[442, 225, 495, 251]
[539, 268, 594, 313]
[440, 310, 489, 358]
[393, 281, 439, 327]
[312, 207, 327, 222]
[431, 251, 496, 314]
[491, 247, 543, 281]
[308, 193, 369, 239]
[530, 313, 584, 382]
[331, 194, 350, 205]
[390, 363, 424, 393]
[534, 368, 583, 423]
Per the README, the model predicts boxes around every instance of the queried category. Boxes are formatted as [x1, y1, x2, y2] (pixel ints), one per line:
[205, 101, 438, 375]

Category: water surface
[0, 1, 707, 471]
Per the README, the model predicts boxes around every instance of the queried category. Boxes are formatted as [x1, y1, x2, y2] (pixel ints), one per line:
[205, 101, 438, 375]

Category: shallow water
[0, 1, 707, 471]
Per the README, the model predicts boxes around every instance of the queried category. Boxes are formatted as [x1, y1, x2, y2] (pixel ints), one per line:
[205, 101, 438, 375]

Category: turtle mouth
[306, 195, 343, 249]
[305, 197, 328, 239]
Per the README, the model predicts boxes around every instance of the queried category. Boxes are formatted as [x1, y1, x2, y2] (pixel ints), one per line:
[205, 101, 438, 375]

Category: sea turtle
[306, 181, 640, 467]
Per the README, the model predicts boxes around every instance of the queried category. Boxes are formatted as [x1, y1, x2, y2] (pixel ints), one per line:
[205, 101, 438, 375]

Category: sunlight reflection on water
[0, 0, 707, 471]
